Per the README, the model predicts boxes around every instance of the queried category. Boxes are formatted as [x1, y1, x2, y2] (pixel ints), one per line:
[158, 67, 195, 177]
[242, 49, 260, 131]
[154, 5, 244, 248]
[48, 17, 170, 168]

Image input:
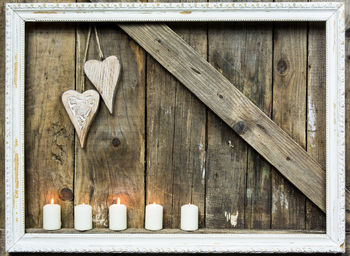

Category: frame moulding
[5, 2, 345, 253]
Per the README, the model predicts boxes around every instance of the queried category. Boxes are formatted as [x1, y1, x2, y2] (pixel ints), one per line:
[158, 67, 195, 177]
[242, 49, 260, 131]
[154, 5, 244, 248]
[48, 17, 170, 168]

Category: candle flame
[50, 198, 54, 204]
[117, 197, 120, 204]
[153, 202, 156, 205]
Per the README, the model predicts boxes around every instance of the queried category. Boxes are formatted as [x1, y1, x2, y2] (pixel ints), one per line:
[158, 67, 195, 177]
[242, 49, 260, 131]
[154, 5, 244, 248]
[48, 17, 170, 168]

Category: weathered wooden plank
[146, 0, 207, 229]
[0, 229, 8, 256]
[241, 22, 273, 229]
[74, 22, 145, 228]
[206, 19, 272, 228]
[305, 21, 326, 230]
[25, 22, 76, 228]
[271, 22, 307, 229]
[206, 0, 243, 230]
[118, 23, 326, 212]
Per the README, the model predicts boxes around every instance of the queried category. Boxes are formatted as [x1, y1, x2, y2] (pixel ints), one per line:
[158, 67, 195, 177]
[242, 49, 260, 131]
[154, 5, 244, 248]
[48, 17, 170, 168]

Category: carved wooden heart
[84, 56, 121, 114]
[62, 90, 100, 148]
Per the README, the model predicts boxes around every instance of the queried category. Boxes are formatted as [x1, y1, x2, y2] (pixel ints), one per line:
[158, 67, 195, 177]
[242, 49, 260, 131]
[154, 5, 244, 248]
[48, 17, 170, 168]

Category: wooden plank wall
[1, 1, 350, 256]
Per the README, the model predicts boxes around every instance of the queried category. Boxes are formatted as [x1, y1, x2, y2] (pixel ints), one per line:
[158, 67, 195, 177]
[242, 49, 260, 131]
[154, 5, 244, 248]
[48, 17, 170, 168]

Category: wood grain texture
[206, 5, 244, 229]
[305, 21, 326, 230]
[242, 21, 273, 229]
[0, 229, 8, 256]
[62, 90, 100, 148]
[74, 22, 145, 228]
[84, 56, 121, 114]
[146, 0, 207, 229]
[206, 17, 272, 229]
[119, 23, 326, 212]
[25, 22, 76, 228]
[271, 22, 307, 229]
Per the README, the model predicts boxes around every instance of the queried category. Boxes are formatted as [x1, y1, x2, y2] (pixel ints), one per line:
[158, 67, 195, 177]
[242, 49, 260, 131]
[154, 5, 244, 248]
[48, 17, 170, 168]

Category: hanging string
[93, 25, 104, 60]
[81, 24, 104, 91]
[81, 25, 92, 92]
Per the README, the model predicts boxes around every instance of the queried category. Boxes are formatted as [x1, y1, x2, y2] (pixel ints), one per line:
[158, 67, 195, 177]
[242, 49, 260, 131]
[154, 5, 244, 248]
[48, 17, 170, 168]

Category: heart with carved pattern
[62, 90, 100, 148]
[84, 56, 121, 114]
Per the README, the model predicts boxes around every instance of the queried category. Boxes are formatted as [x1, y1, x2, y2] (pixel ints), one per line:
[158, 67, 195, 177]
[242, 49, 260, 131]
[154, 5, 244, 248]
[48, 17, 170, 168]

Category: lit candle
[109, 197, 127, 231]
[43, 198, 61, 230]
[181, 203, 198, 231]
[74, 203, 92, 231]
[145, 202, 163, 231]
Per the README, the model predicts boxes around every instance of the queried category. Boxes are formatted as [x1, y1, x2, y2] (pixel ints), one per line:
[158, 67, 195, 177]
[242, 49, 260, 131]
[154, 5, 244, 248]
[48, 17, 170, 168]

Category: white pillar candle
[181, 203, 198, 231]
[145, 203, 163, 231]
[109, 198, 127, 231]
[43, 198, 61, 230]
[74, 204, 92, 231]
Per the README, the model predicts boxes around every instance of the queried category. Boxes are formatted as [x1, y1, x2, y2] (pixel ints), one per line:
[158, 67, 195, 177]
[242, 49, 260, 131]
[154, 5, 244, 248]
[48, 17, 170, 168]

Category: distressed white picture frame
[5, 2, 345, 253]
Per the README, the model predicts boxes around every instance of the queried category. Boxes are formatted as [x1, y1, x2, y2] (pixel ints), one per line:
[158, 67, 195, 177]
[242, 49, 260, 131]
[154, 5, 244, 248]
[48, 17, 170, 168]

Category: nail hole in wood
[112, 138, 121, 147]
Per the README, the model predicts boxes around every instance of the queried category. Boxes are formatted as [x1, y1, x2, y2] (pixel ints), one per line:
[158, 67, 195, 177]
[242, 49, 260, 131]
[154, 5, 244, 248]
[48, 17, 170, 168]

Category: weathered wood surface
[74, 21, 145, 228]
[241, 21, 273, 229]
[2, 1, 350, 253]
[61, 89, 100, 148]
[146, 0, 207, 229]
[206, 17, 273, 228]
[84, 56, 121, 114]
[271, 22, 307, 229]
[25, 21, 76, 228]
[119, 23, 326, 212]
[306, 21, 326, 230]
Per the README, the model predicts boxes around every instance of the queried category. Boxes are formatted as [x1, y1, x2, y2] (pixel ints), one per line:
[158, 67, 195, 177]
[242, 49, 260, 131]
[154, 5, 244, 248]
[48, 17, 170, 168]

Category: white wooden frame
[5, 2, 345, 253]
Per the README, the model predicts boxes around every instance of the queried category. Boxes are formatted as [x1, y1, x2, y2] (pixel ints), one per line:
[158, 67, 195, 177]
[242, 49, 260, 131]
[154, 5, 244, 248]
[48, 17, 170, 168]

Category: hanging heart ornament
[84, 56, 121, 114]
[62, 90, 100, 148]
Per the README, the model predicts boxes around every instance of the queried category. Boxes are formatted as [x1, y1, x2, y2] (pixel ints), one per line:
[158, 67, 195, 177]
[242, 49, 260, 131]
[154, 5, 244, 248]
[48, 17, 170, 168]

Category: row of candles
[43, 198, 199, 231]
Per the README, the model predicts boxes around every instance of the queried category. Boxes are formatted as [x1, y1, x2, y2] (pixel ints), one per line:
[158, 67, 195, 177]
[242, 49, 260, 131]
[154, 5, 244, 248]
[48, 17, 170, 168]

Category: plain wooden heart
[84, 56, 121, 114]
[62, 90, 100, 148]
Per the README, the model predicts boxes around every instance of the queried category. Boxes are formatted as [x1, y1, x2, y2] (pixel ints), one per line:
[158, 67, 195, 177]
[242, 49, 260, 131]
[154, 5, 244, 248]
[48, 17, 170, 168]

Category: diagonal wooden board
[116, 23, 348, 214]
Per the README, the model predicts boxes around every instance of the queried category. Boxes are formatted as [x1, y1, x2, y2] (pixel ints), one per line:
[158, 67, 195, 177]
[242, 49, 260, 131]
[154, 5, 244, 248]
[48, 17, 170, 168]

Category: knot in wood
[59, 187, 73, 201]
[233, 121, 247, 135]
[277, 59, 288, 75]
[112, 137, 121, 147]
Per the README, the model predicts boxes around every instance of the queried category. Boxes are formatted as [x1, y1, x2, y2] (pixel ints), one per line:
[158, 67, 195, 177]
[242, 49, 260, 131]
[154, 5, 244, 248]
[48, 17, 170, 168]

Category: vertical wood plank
[74, 22, 145, 228]
[271, 22, 307, 229]
[243, 23, 273, 229]
[305, 21, 326, 230]
[25, 22, 76, 228]
[146, 0, 207, 228]
[206, 0, 272, 229]
[206, 22, 244, 229]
